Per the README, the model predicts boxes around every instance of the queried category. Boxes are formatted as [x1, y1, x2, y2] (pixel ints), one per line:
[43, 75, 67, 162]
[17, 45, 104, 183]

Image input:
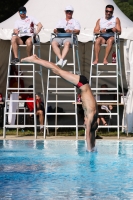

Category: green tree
[0, 0, 28, 23]
[114, 0, 133, 21]
[0, 0, 133, 23]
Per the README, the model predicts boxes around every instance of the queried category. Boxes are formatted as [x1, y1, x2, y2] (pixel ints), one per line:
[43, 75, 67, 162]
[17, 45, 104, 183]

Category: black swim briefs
[20, 36, 31, 44]
[76, 75, 89, 88]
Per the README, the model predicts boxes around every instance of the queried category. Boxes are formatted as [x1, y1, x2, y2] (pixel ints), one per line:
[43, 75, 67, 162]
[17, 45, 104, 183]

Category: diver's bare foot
[21, 54, 39, 63]
[93, 60, 98, 65]
[103, 59, 108, 65]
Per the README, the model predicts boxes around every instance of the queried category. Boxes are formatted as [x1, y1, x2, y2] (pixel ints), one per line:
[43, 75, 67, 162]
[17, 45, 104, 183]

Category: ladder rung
[78, 125, 85, 128]
[99, 113, 118, 115]
[94, 92, 121, 94]
[4, 125, 37, 128]
[92, 63, 117, 66]
[45, 125, 77, 127]
[20, 71, 41, 73]
[97, 71, 117, 73]
[13, 63, 35, 66]
[47, 100, 76, 103]
[4, 125, 125, 128]
[7, 88, 34, 90]
[49, 73, 80, 78]
[6, 92, 35, 94]
[91, 76, 117, 78]
[98, 125, 119, 128]
[48, 88, 75, 91]
[19, 44, 40, 47]
[5, 112, 35, 115]
[6, 100, 34, 102]
[91, 88, 117, 90]
[51, 92, 77, 94]
[101, 44, 117, 47]
[97, 100, 117, 103]
[46, 113, 77, 115]
[67, 63, 74, 65]
[49, 76, 61, 78]
[93, 92, 122, 95]
[8, 75, 34, 78]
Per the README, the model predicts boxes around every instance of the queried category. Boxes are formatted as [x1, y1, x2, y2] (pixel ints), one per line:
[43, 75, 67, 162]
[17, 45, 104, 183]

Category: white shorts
[52, 37, 73, 46]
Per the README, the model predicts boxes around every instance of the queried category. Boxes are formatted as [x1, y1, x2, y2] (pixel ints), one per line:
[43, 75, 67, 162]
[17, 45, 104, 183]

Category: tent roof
[0, 0, 133, 42]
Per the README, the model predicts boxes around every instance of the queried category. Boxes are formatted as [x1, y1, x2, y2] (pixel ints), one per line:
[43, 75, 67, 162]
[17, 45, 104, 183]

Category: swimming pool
[0, 140, 133, 200]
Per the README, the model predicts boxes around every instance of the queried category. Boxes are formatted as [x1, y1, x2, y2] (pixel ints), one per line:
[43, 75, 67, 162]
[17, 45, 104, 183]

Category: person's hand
[65, 29, 73, 33]
[109, 105, 113, 110]
[111, 27, 117, 32]
[34, 30, 38, 35]
[14, 29, 19, 35]
[100, 29, 106, 33]
[54, 29, 58, 34]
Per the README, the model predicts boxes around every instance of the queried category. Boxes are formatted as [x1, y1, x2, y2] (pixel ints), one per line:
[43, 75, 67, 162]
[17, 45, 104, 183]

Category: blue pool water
[0, 140, 133, 200]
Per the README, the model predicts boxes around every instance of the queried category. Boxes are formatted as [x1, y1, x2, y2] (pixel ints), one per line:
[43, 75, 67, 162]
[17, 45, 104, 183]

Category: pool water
[0, 140, 133, 200]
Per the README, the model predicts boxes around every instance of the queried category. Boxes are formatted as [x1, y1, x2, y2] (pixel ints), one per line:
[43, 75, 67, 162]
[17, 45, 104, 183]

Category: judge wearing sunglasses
[93, 4, 121, 65]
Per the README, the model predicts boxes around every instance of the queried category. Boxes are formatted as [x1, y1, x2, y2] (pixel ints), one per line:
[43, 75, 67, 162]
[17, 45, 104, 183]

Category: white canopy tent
[0, 0, 133, 41]
[0, 0, 133, 132]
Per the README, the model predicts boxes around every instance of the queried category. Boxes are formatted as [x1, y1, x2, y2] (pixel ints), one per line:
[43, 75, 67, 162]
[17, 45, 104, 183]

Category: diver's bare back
[80, 84, 97, 118]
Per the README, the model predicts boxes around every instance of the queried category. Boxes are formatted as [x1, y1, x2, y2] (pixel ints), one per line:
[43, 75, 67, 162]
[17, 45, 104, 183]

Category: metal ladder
[89, 33, 127, 138]
[3, 35, 45, 138]
[44, 33, 81, 139]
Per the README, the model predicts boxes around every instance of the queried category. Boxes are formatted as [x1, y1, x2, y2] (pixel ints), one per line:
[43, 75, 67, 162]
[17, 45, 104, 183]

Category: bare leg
[21, 55, 79, 85]
[101, 117, 107, 125]
[86, 131, 95, 152]
[51, 41, 62, 59]
[97, 117, 100, 125]
[61, 41, 70, 59]
[93, 37, 105, 64]
[11, 36, 23, 58]
[25, 37, 33, 56]
[84, 117, 96, 151]
[36, 110, 44, 126]
[103, 37, 114, 65]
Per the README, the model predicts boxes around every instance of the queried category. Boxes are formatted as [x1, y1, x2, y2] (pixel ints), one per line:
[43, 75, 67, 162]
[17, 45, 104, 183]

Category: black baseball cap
[19, 6, 27, 12]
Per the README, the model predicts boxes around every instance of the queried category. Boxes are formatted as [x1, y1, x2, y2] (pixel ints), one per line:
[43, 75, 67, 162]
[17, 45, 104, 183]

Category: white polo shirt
[14, 16, 39, 37]
[55, 18, 81, 31]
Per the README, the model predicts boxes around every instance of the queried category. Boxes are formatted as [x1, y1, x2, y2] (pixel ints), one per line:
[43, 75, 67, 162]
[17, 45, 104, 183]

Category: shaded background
[0, 0, 132, 23]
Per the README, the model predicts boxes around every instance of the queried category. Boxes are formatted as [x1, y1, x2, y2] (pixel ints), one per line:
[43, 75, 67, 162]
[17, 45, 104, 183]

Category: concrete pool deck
[0, 135, 133, 140]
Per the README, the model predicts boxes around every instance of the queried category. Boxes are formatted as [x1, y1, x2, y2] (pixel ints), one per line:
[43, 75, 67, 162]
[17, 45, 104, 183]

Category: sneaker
[62, 59, 67, 68]
[56, 59, 63, 67]
[40, 128, 44, 134]
[11, 58, 19, 64]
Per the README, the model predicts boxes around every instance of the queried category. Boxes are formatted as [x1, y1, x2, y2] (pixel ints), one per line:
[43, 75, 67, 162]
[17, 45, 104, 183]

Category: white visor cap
[65, 5, 74, 11]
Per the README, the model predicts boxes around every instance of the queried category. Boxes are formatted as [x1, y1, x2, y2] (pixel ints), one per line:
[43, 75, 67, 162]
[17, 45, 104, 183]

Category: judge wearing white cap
[51, 5, 81, 68]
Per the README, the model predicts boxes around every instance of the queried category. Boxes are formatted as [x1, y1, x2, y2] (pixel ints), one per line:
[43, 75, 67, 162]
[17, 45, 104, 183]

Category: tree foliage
[0, 0, 133, 23]
[0, 0, 28, 23]
[114, 0, 133, 21]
